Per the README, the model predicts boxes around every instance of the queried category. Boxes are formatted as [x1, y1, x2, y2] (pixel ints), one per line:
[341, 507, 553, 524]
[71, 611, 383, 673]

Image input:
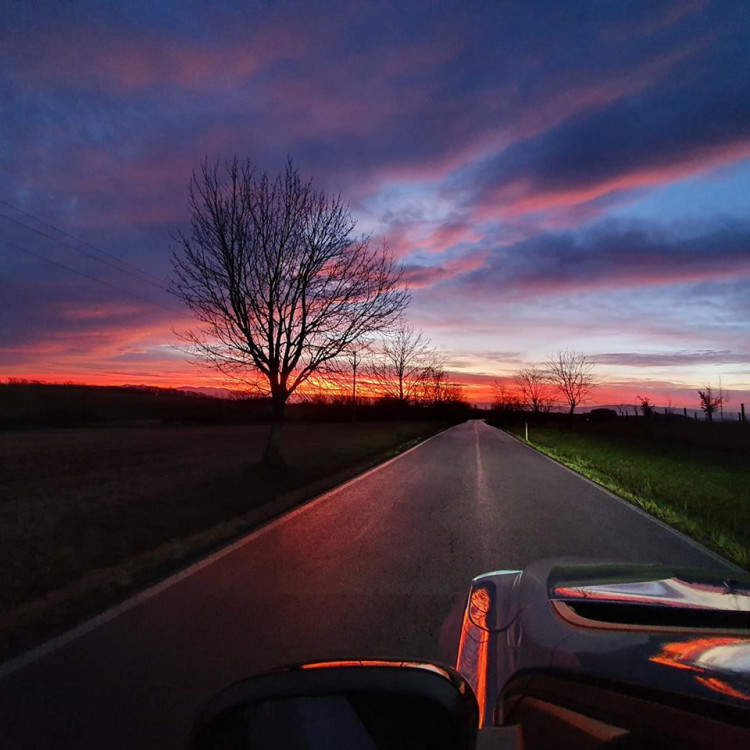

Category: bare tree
[171, 158, 408, 463]
[419, 363, 464, 407]
[492, 379, 524, 412]
[369, 323, 435, 406]
[546, 350, 595, 417]
[637, 395, 654, 418]
[514, 366, 555, 414]
[698, 384, 725, 423]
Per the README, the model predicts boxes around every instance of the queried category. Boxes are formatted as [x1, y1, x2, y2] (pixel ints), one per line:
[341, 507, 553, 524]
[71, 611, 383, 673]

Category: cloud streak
[595, 350, 750, 368]
[2, 0, 749, 396]
[457, 222, 750, 298]
[462, 41, 750, 221]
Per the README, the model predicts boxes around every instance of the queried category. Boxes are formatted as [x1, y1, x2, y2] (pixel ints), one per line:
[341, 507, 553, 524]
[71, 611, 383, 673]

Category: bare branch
[698, 384, 725, 422]
[545, 350, 595, 416]
[513, 366, 556, 414]
[170, 158, 409, 459]
[367, 323, 436, 405]
[492, 378, 524, 412]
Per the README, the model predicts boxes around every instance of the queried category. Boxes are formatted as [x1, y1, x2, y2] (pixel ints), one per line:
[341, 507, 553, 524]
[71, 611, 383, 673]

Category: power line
[0, 211, 171, 294]
[1, 238, 183, 315]
[0, 198, 168, 288]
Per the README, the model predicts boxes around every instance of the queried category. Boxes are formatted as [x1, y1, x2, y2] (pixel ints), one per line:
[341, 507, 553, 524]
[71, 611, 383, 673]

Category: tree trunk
[264, 388, 286, 467]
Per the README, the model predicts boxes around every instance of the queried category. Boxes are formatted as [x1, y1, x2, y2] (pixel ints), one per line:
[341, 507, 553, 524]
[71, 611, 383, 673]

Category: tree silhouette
[637, 395, 654, 418]
[369, 323, 436, 406]
[546, 350, 595, 417]
[492, 380, 524, 412]
[514, 366, 555, 414]
[698, 384, 725, 423]
[171, 158, 408, 464]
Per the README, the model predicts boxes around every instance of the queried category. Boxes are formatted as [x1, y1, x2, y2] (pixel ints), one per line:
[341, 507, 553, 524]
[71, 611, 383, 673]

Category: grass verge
[504, 424, 749, 569]
[0, 420, 452, 659]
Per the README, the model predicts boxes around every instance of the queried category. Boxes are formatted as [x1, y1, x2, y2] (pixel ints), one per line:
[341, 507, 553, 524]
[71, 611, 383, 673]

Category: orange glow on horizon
[4, 358, 745, 410]
[2, 369, 733, 409]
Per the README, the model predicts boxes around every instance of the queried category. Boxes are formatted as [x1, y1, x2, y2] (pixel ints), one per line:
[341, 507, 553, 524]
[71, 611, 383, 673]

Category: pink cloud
[423, 222, 482, 253]
[601, 0, 709, 42]
[480, 255, 750, 299]
[59, 302, 157, 322]
[19, 144, 194, 228]
[473, 139, 750, 223]
[6, 23, 309, 93]
[372, 39, 706, 189]
[402, 250, 488, 289]
[380, 219, 482, 259]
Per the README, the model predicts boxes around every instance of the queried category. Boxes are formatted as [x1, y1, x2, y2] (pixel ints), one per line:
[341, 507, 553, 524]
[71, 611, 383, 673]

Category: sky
[1, 0, 749, 408]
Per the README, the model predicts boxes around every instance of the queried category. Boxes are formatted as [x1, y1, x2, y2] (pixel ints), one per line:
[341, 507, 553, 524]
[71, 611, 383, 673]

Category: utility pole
[351, 349, 358, 423]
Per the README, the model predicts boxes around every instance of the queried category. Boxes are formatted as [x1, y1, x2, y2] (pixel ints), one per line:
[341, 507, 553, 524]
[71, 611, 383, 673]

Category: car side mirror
[188, 659, 479, 750]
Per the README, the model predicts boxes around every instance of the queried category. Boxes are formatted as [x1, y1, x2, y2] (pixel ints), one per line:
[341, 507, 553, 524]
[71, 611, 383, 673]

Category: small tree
[637, 395, 654, 418]
[698, 385, 725, 423]
[546, 350, 595, 418]
[492, 379, 524, 412]
[514, 366, 555, 414]
[369, 323, 435, 406]
[171, 158, 408, 464]
[419, 364, 464, 407]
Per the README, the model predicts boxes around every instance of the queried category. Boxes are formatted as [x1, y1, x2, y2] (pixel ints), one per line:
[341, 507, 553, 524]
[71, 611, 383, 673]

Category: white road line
[497, 425, 744, 574]
[0, 426, 454, 680]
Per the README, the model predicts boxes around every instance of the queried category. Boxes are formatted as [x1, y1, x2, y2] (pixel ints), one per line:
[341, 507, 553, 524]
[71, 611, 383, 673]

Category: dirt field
[0, 420, 449, 654]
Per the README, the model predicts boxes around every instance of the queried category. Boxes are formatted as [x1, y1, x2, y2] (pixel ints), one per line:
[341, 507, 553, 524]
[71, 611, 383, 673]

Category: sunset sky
[2, 0, 749, 408]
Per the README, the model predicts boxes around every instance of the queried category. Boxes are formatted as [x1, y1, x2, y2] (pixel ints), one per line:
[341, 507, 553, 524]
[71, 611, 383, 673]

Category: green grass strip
[506, 425, 749, 569]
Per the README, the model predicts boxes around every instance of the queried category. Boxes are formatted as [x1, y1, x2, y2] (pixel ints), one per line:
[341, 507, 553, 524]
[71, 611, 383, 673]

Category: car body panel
[454, 559, 750, 728]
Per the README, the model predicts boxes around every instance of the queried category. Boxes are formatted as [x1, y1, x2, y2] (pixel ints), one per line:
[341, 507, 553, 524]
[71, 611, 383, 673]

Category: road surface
[0, 421, 735, 748]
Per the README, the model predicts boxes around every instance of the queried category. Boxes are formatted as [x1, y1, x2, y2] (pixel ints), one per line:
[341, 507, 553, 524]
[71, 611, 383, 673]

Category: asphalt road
[0, 420, 735, 749]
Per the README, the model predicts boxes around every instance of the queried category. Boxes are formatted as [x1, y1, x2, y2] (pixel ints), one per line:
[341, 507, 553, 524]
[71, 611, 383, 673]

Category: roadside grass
[0, 420, 449, 657]
[504, 424, 750, 569]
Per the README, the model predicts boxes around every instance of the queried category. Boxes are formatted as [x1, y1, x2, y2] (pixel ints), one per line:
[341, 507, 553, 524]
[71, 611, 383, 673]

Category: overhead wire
[1, 238, 183, 315]
[0, 196, 186, 314]
[0, 208, 169, 293]
[0, 197, 169, 288]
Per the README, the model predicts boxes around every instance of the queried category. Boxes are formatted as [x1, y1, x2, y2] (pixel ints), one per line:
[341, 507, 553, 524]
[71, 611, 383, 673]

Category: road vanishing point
[0, 420, 736, 749]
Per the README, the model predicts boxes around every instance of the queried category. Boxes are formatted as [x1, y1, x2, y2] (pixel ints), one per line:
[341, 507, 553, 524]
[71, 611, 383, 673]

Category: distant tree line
[318, 323, 465, 410]
[492, 350, 596, 418]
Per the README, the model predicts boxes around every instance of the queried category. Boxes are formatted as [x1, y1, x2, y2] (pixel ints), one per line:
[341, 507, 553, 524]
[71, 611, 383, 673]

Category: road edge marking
[495, 425, 744, 574]
[0, 424, 456, 680]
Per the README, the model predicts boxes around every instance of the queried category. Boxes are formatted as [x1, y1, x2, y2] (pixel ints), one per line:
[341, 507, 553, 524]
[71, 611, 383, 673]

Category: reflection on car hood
[550, 576, 750, 612]
[455, 559, 750, 725]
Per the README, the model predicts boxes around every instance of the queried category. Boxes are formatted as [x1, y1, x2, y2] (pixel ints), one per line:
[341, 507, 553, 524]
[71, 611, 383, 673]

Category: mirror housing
[189, 659, 479, 750]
